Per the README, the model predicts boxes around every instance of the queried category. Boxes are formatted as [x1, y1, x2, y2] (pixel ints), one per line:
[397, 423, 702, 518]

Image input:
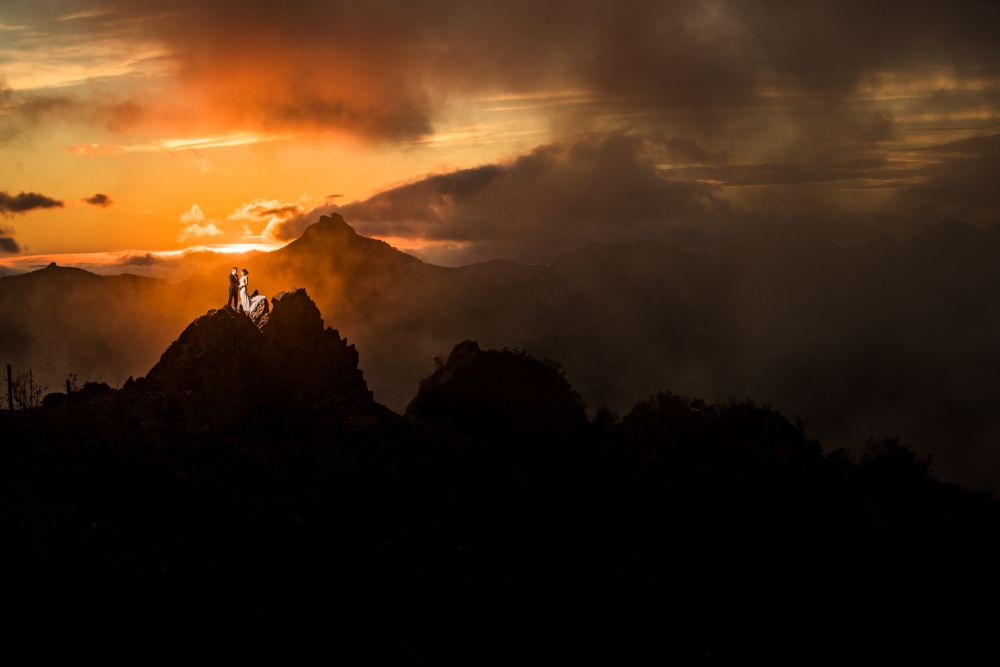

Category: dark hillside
[2, 289, 997, 662]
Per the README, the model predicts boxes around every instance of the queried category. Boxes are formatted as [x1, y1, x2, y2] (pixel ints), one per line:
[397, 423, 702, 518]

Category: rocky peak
[258, 287, 324, 337]
[143, 306, 261, 391]
[136, 288, 378, 433]
[301, 213, 358, 241]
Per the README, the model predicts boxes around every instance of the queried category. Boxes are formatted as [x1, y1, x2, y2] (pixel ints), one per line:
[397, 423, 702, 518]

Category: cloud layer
[2, 1, 1000, 260]
[5, 1, 999, 147]
[275, 129, 1000, 265]
[136, 0, 1000, 142]
[271, 133, 734, 263]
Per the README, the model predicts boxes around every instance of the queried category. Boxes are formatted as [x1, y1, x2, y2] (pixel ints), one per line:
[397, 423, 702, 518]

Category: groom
[227, 266, 239, 310]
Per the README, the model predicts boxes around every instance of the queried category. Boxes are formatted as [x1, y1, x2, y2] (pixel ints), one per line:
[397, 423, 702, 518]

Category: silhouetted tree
[4, 367, 45, 409]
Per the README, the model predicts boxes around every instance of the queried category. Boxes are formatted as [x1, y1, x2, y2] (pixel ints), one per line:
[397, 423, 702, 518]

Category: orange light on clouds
[3, 1, 997, 269]
[68, 132, 294, 156]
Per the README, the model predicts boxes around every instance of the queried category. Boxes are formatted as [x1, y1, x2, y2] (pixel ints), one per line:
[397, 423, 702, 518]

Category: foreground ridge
[2, 294, 999, 663]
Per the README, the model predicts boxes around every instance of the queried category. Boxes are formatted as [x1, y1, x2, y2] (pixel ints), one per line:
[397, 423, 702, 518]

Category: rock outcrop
[26, 288, 392, 447]
[405, 340, 588, 439]
[130, 287, 381, 435]
[247, 290, 269, 324]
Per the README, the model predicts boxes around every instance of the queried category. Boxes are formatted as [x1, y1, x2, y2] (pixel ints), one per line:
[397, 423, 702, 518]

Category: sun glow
[190, 242, 288, 254]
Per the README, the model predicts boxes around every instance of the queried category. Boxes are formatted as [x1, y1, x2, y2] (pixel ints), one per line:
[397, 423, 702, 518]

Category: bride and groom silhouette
[227, 266, 267, 315]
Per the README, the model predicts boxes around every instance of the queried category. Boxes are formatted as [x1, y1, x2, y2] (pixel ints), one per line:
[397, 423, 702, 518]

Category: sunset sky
[2, 0, 999, 271]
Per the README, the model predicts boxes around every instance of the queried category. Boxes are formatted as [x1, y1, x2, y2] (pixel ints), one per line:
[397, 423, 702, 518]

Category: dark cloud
[117, 252, 161, 267]
[665, 157, 917, 188]
[912, 133, 1000, 157]
[13, 93, 77, 120]
[34, 0, 987, 144]
[661, 138, 730, 165]
[279, 133, 735, 264]
[900, 134, 1000, 225]
[274, 123, 1000, 264]
[254, 203, 298, 217]
[15, 0, 976, 241]
[84, 193, 113, 207]
[0, 225, 20, 254]
[0, 78, 147, 144]
[0, 191, 64, 215]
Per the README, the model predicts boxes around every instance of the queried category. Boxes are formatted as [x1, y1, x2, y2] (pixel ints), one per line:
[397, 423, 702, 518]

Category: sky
[1, 0, 999, 272]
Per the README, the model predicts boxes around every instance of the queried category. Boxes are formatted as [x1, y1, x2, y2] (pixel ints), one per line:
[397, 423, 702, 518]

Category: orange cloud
[7, 0, 1000, 155]
[227, 198, 306, 242]
[177, 204, 224, 241]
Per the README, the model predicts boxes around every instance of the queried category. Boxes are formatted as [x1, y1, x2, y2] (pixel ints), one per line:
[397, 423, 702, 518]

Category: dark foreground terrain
[2, 289, 998, 663]
[10, 214, 1000, 491]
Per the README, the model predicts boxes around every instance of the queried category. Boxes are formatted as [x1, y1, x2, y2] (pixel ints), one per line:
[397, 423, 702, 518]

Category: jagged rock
[113, 288, 383, 437]
[144, 307, 261, 394]
[265, 288, 325, 348]
[22, 288, 394, 449]
[248, 293, 269, 326]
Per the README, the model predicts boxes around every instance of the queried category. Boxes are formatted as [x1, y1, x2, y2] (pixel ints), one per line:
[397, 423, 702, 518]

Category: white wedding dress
[238, 275, 267, 315]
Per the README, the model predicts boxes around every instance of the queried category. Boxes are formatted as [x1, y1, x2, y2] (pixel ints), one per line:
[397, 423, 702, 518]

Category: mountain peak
[265, 211, 431, 277]
[11, 262, 104, 284]
[306, 212, 358, 238]
[135, 287, 382, 433]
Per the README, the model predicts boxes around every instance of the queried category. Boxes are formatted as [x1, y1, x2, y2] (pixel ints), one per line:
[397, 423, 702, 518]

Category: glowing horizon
[0, 231, 470, 280]
[0, 239, 287, 278]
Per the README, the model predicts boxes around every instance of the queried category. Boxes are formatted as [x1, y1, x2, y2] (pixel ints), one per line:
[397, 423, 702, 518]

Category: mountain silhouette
[2, 289, 998, 662]
[0, 262, 190, 392]
[406, 339, 588, 438]
[141, 287, 387, 431]
[5, 213, 1000, 491]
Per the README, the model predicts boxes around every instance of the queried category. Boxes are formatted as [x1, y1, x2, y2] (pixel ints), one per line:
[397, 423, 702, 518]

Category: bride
[238, 268, 267, 315]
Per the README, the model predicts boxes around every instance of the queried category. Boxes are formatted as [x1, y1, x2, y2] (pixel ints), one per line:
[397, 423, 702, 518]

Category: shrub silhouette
[4, 367, 46, 409]
[406, 340, 588, 440]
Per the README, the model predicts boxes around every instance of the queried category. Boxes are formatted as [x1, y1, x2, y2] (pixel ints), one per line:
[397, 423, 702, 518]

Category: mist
[6, 209, 1000, 492]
